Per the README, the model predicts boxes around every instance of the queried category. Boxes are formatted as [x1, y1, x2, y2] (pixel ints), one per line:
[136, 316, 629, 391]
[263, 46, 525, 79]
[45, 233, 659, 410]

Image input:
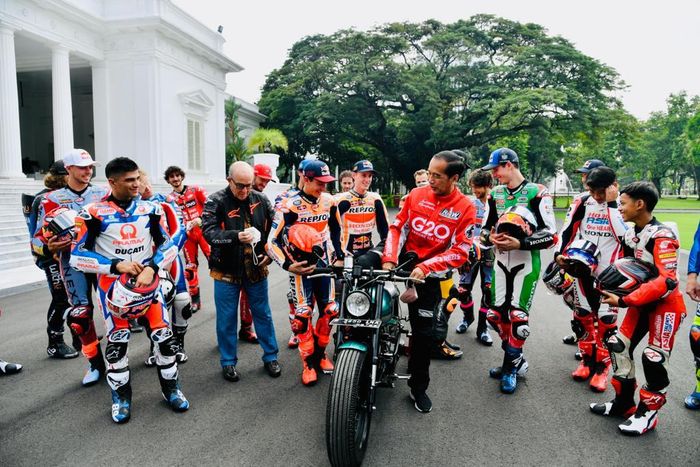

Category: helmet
[561, 240, 599, 278]
[43, 207, 78, 239]
[495, 206, 537, 240]
[596, 258, 658, 297]
[158, 269, 176, 308]
[542, 261, 574, 295]
[284, 224, 324, 265]
[105, 273, 160, 319]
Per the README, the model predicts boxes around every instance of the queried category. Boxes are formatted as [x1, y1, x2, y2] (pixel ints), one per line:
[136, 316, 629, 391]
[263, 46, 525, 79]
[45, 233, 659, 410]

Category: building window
[187, 118, 202, 171]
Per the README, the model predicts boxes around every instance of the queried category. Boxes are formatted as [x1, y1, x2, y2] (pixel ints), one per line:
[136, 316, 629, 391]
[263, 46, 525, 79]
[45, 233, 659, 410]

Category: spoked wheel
[326, 348, 372, 467]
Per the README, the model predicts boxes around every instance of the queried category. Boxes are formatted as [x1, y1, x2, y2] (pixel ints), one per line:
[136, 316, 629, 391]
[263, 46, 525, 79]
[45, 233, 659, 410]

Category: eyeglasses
[232, 181, 253, 190]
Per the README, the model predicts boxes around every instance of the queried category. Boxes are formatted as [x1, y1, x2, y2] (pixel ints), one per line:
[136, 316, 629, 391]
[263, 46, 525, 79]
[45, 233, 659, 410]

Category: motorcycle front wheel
[326, 348, 372, 467]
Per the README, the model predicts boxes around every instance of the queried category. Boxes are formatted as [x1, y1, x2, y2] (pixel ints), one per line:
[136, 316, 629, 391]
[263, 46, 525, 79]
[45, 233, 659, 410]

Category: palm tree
[247, 128, 289, 154]
[225, 97, 248, 167]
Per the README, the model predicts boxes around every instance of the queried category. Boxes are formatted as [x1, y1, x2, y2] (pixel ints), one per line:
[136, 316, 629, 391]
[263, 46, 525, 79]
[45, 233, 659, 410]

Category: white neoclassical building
[0, 0, 262, 183]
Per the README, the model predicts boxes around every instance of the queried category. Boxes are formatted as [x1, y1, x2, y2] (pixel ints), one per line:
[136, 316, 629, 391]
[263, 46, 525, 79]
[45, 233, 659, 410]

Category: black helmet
[596, 258, 658, 297]
[542, 261, 575, 295]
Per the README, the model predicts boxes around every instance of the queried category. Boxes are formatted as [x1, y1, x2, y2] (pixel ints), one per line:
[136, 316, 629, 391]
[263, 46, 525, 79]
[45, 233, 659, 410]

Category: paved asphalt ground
[1, 248, 699, 466]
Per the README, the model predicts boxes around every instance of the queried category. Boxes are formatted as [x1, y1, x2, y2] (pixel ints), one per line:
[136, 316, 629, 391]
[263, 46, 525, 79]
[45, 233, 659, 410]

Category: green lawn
[553, 210, 698, 249]
[553, 195, 700, 210]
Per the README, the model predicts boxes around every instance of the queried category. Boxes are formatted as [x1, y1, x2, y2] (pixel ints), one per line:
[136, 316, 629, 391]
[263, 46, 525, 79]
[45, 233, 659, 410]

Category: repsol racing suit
[457, 196, 494, 335]
[146, 193, 191, 358]
[331, 189, 389, 260]
[71, 196, 182, 406]
[601, 218, 686, 425]
[482, 181, 557, 376]
[557, 194, 627, 386]
[382, 185, 475, 394]
[167, 185, 210, 308]
[273, 187, 301, 338]
[267, 190, 341, 374]
[33, 185, 108, 371]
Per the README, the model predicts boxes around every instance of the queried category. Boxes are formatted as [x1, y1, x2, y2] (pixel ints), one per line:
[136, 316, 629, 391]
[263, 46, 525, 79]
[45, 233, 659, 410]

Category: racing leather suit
[33, 185, 108, 365]
[267, 189, 341, 370]
[689, 221, 700, 398]
[557, 194, 628, 378]
[482, 181, 557, 373]
[606, 218, 687, 415]
[330, 189, 389, 260]
[167, 185, 210, 308]
[383, 185, 475, 393]
[71, 195, 181, 400]
[457, 196, 494, 334]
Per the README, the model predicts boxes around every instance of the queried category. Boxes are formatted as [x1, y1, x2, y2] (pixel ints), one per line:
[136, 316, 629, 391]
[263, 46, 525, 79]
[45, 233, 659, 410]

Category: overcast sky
[174, 0, 699, 119]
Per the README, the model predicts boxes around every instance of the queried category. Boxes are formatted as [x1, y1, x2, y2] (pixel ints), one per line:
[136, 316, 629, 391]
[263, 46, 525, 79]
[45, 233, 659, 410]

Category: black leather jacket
[202, 187, 273, 283]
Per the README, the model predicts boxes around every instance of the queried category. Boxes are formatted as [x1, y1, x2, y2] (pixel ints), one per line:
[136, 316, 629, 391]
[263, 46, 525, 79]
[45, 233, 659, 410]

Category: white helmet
[158, 269, 176, 308]
[105, 273, 160, 319]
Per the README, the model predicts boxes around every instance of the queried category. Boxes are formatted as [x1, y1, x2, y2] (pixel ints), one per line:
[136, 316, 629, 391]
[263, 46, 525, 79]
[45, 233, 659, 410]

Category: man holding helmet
[33, 149, 109, 385]
[382, 150, 475, 413]
[685, 221, 700, 409]
[554, 166, 627, 392]
[267, 160, 340, 386]
[71, 157, 187, 424]
[481, 147, 557, 394]
[591, 181, 686, 436]
[202, 161, 280, 383]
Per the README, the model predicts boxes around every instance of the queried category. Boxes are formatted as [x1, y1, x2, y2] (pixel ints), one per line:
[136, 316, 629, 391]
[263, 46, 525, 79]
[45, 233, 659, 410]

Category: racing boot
[158, 370, 189, 412]
[456, 300, 474, 334]
[69, 327, 82, 353]
[82, 347, 106, 387]
[455, 318, 471, 334]
[684, 391, 700, 410]
[0, 359, 22, 375]
[444, 340, 461, 351]
[110, 383, 132, 424]
[431, 341, 463, 360]
[572, 341, 594, 381]
[288, 334, 299, 349]
[499, 347, 524, 394]
[128, 319, 144, 333]
[562, 333, 578, 345]
[47, 329, 79, 359]
[476, 322, 493, 346]
[239, 326, 259, 344]
[190, 293, 201, 314]
[618, 387, 664, 436]
[489, 354, 528, 379]
[589, 346, 611, 392]
[590, 376, 637, 418]
[301, 358, 318, 386]
[173, 325, 188, 363]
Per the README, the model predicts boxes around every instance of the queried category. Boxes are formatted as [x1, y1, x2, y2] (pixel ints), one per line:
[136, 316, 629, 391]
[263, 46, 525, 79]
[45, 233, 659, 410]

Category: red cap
[254, 164, 274, 180]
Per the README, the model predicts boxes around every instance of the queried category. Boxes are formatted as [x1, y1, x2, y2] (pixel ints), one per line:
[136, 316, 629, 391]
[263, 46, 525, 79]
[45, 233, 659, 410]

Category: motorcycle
[313, 253, 417, 467]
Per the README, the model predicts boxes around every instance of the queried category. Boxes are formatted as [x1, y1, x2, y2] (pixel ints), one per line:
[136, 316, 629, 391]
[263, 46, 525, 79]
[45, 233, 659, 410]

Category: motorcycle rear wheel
[326, 348, 371, 467]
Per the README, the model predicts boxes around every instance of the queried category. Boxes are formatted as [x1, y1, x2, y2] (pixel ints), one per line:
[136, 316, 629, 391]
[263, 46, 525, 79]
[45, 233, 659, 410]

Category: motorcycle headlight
[345, 291, 371, 317]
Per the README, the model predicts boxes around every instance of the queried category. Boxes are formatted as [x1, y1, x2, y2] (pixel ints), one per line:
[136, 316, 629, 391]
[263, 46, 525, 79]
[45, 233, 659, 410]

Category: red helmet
[284, 224, 324, 265]
[596, 258, 658, 297]
[42, 207, 78, 239]
[495, 206, 536, 240]
[106, 273, 160, 319]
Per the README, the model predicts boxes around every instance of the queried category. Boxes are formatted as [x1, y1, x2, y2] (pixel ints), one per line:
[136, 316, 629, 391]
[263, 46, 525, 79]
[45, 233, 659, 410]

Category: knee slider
[67, 305, 93, 335]
[690, 325, 700, 354]
[105, 329, 130, 364]
[292, 307, 312, 335]
[509, 309, 530, 341]
[174, 292, 192, 321]
[641, 346, 670, 392]
[605, 332, 627, 354]
[151, 327, 178, 357]
[486, 309, 502, 325]
[322, 302, 339, 319]
[573, 306, 592, 318]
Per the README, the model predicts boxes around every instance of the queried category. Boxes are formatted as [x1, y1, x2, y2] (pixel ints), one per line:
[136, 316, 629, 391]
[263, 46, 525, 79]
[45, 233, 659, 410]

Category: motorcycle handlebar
[304, 266, 416, 282]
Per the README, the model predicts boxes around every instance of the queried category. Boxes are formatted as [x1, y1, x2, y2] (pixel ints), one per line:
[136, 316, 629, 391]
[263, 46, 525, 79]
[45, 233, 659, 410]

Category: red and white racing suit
[383, 185, 475, 393]
[167, 185, 210, 307]
[607, 218, 687, 414]
[557, 194, 628, 377]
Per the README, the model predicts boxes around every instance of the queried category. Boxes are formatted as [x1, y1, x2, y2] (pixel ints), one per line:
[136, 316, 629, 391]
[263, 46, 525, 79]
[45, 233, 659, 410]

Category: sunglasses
[230, 181, 252, 190]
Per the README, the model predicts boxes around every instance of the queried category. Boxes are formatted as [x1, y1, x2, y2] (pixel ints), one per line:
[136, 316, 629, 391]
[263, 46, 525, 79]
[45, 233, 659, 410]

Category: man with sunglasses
[202, 161, 280, 383]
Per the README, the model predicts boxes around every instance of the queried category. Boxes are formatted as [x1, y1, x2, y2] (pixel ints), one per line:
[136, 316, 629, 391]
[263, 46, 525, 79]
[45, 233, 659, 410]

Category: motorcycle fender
[337, 341, 368, 352]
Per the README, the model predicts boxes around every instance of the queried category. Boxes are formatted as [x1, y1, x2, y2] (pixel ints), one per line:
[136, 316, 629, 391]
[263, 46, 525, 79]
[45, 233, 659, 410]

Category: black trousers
[407, 278, 442, 393]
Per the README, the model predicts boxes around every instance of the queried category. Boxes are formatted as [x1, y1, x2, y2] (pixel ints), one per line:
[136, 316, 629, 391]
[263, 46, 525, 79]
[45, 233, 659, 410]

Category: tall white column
[0, 24, 25, 178]
[52, 45, 74, 160]
[91, 61, 109, 180]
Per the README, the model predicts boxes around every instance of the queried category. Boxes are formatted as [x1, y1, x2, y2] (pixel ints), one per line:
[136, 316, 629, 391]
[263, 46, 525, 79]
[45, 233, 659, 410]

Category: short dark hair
[620, 181, 659, 212]
[432, 150, 467, 179]
[469, 170, 493, 188]
[339, 170, 353, 181]
[164, 165, 185, 181]
[585, 167, 616, 190]
[105, 157, 139, 179]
